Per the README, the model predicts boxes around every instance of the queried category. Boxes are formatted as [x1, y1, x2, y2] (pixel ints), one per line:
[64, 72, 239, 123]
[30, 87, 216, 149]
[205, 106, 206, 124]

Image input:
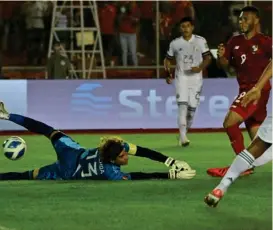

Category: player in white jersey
[204, 60, 272, 207]
[164, 17, 211, 146]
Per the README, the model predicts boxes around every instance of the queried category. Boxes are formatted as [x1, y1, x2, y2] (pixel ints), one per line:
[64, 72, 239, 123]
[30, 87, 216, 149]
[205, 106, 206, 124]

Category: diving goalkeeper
[0, 102, 196, 181]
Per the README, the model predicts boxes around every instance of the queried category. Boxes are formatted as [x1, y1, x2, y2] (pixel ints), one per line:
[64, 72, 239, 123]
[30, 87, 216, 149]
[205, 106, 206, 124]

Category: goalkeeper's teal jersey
[35, 147, 131, 181]
[72, 147, 131, 180]
[34, 135, 133, 180]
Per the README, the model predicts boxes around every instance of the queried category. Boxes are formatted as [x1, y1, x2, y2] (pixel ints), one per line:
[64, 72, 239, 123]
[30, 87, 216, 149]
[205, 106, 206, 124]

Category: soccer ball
[3, 136, 26, 160]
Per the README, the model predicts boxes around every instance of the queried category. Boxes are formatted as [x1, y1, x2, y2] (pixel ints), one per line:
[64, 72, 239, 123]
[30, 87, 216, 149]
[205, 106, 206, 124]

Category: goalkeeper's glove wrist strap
[164, 157, 175, 167]
[168, 169, 176, 179]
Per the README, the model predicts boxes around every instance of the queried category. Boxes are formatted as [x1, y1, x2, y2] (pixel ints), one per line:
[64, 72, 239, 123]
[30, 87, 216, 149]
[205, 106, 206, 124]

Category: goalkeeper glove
[164, 157, 192, 171]
[169, 169, 196, 180]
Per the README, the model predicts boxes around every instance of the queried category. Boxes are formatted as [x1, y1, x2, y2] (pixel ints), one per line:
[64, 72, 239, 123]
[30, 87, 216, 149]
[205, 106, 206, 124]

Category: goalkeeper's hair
[98, 136, 124, 163]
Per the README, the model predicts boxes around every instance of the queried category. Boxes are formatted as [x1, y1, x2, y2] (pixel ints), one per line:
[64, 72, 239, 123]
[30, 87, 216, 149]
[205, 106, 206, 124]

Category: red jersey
[224, 33, 272, 90]
[98, 4, 117, 35]
[118, 4, 140, 34]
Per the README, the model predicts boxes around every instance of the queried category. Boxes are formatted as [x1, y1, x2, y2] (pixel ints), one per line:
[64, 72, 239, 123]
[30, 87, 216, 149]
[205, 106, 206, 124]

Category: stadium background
[0, 0, 271, 133]
[0, 1, 272, 230]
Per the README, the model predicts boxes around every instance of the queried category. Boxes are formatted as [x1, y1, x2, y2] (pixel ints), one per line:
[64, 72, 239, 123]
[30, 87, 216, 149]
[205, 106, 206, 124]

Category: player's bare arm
[254, 60, 272, 90]
[163, 57, 174, 84]
[216, 43, 229, 69]
[242, 60, 272, 107]
[163, 57, 171, 72]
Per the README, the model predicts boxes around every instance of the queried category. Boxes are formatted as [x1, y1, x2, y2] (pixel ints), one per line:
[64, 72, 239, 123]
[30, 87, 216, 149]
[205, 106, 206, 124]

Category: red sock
[226, 124, 245, 155]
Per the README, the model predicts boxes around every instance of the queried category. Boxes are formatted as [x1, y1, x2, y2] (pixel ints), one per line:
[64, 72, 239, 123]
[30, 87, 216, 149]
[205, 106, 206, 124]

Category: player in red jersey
[207, 6, 272, 177]
[204, 61, 272, 208]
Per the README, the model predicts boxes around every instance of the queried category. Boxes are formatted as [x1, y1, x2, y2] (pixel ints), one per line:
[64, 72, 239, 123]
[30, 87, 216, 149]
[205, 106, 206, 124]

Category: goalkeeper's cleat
[0, 102, 9, 120]
[207, 166, 254, 177]
[204, 189, 224, 208]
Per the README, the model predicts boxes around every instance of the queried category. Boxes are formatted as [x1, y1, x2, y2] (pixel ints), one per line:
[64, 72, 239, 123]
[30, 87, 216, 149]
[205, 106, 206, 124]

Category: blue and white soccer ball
[3, 136, 26, 160]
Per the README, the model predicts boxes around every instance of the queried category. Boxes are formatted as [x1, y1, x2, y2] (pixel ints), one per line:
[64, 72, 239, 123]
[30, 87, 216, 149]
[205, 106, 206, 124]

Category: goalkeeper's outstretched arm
[98, 136, 195, 173]
[126, 143, 193, 171]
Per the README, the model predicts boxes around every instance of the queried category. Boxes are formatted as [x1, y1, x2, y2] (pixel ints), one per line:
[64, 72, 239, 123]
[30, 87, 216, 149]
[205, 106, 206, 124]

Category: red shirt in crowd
[118, 3, 140, 34]
[139, 1, 155, 20]
[98, 3, 117, 35]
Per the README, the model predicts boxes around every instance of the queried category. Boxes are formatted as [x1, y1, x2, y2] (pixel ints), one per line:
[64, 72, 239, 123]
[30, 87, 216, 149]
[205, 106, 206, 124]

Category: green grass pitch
[0, 133, 271, 230]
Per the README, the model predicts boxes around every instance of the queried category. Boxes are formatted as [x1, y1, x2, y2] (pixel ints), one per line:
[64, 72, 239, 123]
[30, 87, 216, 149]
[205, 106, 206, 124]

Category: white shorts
[257, 115, 272, 144]
[175, 77, 203, 108]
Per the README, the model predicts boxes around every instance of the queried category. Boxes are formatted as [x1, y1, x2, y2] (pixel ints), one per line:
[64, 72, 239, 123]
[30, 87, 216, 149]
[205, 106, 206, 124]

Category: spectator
[228, 2, 245, 37]
[46, 43, 71, 79]
[117, 1, 139, 66]
[139, 1, 155, 59]
[159, 3, 173, 63]
[171, 0, 195, 25]
[98, 2, 117, 66]
[55, 8, 70, 49]
[22, 1, 49, 65]
[0, 2, 17, 52]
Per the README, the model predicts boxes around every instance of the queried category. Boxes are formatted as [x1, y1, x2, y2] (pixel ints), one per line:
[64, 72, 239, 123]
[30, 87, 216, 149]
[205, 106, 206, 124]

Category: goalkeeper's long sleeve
[130, 172, 169, 180]
[134, 146, 168, 163]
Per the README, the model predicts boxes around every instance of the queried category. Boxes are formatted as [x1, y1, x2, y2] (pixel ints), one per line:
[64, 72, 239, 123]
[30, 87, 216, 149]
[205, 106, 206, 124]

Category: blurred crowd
[0, 1, 271, 78]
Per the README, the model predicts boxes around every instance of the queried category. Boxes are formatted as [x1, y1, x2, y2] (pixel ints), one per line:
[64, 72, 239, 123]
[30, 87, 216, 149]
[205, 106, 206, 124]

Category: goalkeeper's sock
[253, 146, 272, 167]
[178, 103, 188, 142]
[9, 114, 55, 138]
[186, 107, 196, 131]
[226, 124, 245, 154]
[0, 171, 32, 180]
[216, 150, 255, 193]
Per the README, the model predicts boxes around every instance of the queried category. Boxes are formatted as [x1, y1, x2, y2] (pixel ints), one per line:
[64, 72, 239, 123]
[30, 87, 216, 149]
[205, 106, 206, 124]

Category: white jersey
[166, 34, 210, 79]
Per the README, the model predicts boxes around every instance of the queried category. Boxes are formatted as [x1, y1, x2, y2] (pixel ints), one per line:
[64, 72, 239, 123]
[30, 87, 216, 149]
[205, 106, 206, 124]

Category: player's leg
[0, 102, 85, 179]
[205, 116, 272, 207]
[119, 33, 128, 66]
[31, 163, 63, 180]
[246, 124, 260, 140]
[0, 171, 32, 180]
[176, 78, 190, 146]
[187, 80, 202, 132]
[0, 102, 56, 138]
[0, 163, 61, 180]
[206, 110, 245, 177]
[205, 137, 271, 207]
[177, 102, 189, 145]
[223, 110, 245, 154]
[207, 91, 257, 177]
[246, 90, 271, 168]
[50, 131, 86, 179]
[128, 33, 138, 66]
